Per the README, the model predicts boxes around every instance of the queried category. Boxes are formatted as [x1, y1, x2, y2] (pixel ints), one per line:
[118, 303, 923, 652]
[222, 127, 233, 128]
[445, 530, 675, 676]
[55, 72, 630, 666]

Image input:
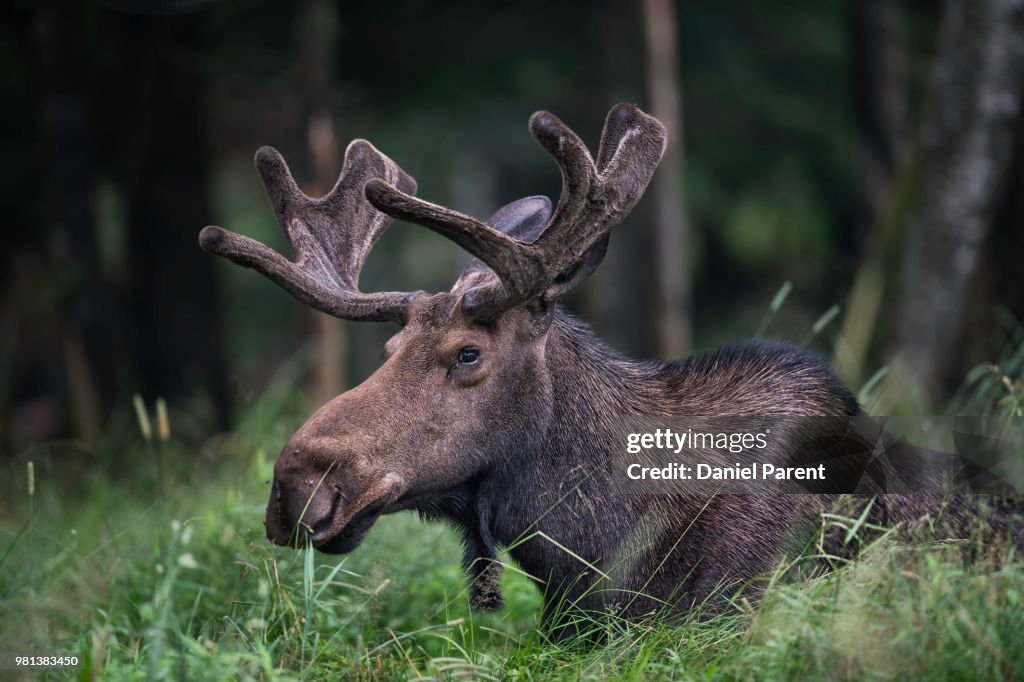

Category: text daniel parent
[626, 462, 826, 480]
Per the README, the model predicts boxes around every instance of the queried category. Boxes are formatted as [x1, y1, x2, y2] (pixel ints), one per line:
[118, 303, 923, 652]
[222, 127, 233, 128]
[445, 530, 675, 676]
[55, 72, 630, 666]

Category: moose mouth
[267, 472, 412, 553]
[267, 489, 404, 555]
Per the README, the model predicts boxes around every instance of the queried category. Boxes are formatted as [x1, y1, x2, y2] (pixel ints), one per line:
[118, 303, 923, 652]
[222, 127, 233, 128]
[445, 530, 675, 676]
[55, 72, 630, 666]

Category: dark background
[2, 0, 1023, 462]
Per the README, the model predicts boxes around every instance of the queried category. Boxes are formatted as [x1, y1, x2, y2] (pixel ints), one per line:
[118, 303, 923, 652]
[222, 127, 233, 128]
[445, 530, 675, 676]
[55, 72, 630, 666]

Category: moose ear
[485, 195, 552, 242]
[545, 235, 609, 298]
[483, 194, 610, 302]
[458, 196, 552, 281]
[519, 233, 608, 339]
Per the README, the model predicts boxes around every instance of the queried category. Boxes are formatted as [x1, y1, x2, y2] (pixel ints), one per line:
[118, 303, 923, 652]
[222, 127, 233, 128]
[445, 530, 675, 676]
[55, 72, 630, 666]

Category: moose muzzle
[264, 436, 407, 553]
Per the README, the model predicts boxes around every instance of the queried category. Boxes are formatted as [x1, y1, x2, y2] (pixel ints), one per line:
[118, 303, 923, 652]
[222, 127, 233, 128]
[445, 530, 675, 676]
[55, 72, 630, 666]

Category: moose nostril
[307, 493, 341, 542]
[309, 516, 333, 542]
[267, 475, 341, 546]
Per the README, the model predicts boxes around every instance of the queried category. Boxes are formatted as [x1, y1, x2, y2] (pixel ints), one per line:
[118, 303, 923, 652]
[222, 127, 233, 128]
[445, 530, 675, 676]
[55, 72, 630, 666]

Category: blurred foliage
[0, 0, 1019, 453]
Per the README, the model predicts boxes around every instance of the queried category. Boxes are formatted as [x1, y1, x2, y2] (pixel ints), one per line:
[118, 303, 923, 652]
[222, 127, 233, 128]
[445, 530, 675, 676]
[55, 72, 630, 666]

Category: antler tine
[529, 104, 667, 298]
[363, 181, 546, 298]
[199, 140, 420, 324]
[365, 104, 667, 321]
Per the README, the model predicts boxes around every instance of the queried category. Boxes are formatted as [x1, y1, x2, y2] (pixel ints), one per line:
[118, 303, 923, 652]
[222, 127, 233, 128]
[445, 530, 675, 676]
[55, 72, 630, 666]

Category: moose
[198, 104, 1003, 635]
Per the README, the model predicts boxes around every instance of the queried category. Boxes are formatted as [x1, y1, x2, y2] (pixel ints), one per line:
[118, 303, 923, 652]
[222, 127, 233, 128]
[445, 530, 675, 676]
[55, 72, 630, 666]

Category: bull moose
[198, 104, 1005, 635]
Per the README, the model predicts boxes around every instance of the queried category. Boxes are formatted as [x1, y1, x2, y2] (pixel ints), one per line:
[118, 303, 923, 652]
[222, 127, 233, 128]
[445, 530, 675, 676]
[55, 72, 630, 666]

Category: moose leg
[460, 503, 504, 612]
[417, 483, 504, 611]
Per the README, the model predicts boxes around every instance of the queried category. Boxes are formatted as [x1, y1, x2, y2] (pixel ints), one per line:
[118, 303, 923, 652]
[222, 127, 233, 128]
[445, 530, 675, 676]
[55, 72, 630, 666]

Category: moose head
[199, 104, 667, 557]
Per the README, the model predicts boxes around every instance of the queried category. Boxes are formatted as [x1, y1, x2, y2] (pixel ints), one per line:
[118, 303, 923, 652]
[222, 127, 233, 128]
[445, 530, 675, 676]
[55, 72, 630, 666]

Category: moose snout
[263, 431, 402, 553]
[265, 474, 341, 546]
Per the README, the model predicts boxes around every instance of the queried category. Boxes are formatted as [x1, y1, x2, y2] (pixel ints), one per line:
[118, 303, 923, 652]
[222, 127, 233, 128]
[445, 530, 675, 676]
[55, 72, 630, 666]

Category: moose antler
[199, 140, 420, 323]
[364, 103, 667, 321]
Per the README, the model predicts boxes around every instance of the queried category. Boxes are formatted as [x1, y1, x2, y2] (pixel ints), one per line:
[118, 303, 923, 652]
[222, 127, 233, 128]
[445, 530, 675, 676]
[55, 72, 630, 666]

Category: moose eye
[457, 347, 481, 365]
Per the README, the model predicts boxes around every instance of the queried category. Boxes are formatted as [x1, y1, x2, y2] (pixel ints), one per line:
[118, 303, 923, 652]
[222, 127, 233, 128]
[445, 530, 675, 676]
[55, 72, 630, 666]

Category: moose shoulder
[198, 104, 952, 635]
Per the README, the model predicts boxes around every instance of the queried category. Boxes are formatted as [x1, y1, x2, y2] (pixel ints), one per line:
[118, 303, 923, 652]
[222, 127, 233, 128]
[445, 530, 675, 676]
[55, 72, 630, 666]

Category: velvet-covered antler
[199, 140, 419, 323]
[363, 103, 667, 321]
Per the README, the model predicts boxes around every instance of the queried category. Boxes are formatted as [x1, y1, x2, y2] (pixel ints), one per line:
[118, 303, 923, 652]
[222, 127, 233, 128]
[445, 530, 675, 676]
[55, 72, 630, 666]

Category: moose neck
[543, 310, 659, 424]
[481, 309, 660, 582]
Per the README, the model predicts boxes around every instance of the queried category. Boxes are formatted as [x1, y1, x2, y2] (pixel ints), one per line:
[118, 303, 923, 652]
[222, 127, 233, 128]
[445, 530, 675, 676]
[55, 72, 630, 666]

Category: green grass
[3, 429, 1023, 679]
[3, 461, 1023, 682]
[2, 339, 1023, 680]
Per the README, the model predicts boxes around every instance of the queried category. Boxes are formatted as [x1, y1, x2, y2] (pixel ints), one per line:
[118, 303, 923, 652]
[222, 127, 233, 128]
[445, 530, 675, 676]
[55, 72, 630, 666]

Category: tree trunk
[642, 0, 693, 358]
[584, 0, 659, 359]
[888, 0, 1024, 406]
[850, 0, 906, 224]
[296, 0, 348, 406]
[836, 0, 909, 383]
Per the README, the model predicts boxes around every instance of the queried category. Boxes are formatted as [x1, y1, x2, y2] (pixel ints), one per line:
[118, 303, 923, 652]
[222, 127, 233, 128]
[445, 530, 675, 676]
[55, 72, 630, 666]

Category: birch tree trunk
[889, 0, 1024, 406]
